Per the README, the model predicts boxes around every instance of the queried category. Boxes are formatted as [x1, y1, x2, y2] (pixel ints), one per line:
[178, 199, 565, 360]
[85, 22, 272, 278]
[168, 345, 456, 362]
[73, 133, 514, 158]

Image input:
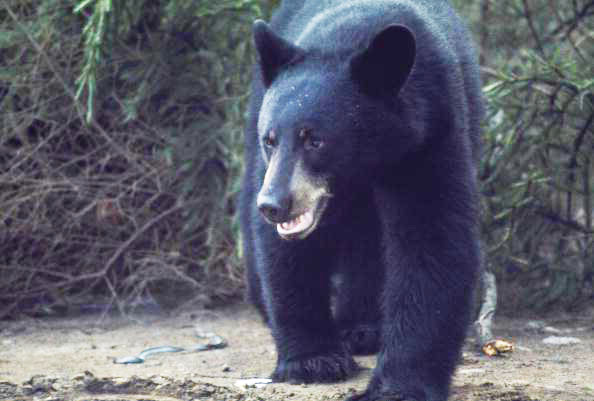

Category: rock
[234, 378, 272, 390]
[542, 336, 582, 345]
[525, 320, 545, 331]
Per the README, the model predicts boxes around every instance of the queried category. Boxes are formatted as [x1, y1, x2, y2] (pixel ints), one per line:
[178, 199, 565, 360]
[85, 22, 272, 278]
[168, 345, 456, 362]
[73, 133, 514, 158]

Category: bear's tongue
[277, 211, 314, 235]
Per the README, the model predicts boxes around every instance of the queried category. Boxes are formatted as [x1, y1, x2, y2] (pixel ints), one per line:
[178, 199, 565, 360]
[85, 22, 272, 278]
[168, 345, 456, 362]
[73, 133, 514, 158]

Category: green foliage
[0, 0, 272, 317]
[476, 0, 593, 311]
[73, 0, 269, 123]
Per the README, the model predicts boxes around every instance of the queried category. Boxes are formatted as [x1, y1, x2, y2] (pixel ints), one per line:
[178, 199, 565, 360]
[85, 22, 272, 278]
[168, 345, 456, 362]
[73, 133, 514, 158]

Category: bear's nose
[257, 194, 291, 223]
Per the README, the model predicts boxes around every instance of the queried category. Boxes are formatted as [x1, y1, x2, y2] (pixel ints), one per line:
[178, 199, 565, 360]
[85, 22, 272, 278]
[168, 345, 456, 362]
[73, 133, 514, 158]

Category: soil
[1, 305, 593, 401]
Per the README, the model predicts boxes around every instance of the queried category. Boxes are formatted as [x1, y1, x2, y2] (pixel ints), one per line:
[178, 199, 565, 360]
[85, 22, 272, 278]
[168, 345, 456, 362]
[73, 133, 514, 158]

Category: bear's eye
[263, 134, 277, 148]
[305, 137, 324, 150]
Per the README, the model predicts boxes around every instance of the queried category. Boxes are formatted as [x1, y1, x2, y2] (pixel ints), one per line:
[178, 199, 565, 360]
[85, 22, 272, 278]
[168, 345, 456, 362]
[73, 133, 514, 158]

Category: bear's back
[271, 1, 457, 56]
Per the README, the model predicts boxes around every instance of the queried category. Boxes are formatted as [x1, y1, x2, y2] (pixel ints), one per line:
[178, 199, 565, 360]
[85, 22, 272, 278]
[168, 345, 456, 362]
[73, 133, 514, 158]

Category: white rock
[457, 368, 486, 375]
[525, 320, 545, 331]
[235, 378, 272, 390]
[542, 336, 582, 345]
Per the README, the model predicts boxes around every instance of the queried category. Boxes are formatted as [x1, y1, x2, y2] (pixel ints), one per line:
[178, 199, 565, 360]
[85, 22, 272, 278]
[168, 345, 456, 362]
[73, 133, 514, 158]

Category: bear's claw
[272, 351, 358, 384]
[345, 390, 417, 401]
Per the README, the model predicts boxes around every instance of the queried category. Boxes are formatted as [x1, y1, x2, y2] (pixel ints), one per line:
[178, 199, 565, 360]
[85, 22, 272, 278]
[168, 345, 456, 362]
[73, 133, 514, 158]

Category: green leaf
[74, 0, 95, 14]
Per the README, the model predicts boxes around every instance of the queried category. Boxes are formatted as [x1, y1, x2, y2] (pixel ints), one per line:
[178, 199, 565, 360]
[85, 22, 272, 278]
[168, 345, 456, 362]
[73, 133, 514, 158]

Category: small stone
[525, 320, 545, 331]
[234, 378, 272, 390]
[542, 336, 582, 345]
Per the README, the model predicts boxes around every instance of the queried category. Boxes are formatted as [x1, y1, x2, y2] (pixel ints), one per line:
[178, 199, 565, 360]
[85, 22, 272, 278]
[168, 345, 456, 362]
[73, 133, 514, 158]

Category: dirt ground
[1, 304, 593, 401]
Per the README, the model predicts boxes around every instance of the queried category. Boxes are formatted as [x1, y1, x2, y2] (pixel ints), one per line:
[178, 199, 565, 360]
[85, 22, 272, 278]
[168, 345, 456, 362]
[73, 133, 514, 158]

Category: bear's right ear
[253, 20, 303, 87]
[350, 24, 416, 99]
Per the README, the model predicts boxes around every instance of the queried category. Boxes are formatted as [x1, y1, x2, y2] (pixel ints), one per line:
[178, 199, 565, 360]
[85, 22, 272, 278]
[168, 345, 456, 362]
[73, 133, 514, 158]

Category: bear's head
[253, 20, 418, 240]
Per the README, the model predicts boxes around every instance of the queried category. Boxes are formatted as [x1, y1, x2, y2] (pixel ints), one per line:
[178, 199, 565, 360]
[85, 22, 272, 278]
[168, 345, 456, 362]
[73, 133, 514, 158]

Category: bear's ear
[253, 20, 303, 87]
[350, 24, 416, 99]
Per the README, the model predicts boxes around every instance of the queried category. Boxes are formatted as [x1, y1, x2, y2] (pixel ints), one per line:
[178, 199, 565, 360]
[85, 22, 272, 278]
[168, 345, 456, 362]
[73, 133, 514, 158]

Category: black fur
[239, 1, 483, 400]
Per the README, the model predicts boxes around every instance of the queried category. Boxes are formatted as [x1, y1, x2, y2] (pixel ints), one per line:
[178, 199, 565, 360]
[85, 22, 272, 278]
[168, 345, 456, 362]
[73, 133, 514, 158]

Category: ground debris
[482, 339, 514, 357]
[0, 382, 18, 399]
[2, 307, 593, 401]
[542, 336, 582, 346]
[235, 378, 272, 390]
[452, 383, 538, 401]
[114, 331, 227, 364]
[22, 374, 58, 394]
[0, 371, 590, 401]
[0, 373, 260, 401]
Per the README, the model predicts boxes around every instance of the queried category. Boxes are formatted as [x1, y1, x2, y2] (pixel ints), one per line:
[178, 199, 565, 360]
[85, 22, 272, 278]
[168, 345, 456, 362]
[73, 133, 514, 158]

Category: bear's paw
[345, 389, 418, 401]
[340, 323, 380, 355]
[272, 351, 358, 384]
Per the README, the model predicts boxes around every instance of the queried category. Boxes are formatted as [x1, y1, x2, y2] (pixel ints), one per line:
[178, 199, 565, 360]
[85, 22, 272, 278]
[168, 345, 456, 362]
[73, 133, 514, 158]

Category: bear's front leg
[256, 229, 358, 384]
[348, 186, 479, 401]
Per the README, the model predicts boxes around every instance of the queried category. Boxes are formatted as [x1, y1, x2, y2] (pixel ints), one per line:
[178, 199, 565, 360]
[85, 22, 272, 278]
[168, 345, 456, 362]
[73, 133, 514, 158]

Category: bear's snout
[257, 191, 292, 224]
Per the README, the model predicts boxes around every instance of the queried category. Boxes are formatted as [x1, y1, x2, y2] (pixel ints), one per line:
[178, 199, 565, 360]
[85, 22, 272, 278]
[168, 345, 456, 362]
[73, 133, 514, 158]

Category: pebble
[234, 378, 272, 390]
[542, 336, 582, 345]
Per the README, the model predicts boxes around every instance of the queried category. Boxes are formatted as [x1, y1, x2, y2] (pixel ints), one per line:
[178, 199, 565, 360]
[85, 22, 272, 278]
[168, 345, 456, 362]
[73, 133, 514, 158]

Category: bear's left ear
[253, 20, 304, 87]
[350, 24, 416, 98]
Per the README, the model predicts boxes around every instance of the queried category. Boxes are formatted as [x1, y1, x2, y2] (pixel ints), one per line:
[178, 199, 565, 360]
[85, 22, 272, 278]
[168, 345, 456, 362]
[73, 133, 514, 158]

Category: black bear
[239, 1, 483, 400]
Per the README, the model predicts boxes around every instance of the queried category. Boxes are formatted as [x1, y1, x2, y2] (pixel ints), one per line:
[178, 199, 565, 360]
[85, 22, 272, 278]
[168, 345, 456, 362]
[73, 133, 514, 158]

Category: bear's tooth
[276, 210, 315, 235]
[302, 211, 313, 227]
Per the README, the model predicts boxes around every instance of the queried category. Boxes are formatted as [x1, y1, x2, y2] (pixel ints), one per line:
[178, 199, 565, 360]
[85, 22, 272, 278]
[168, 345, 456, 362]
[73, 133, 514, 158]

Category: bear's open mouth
[276, 197, 328, 240]
[277, 211, 313, 235]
